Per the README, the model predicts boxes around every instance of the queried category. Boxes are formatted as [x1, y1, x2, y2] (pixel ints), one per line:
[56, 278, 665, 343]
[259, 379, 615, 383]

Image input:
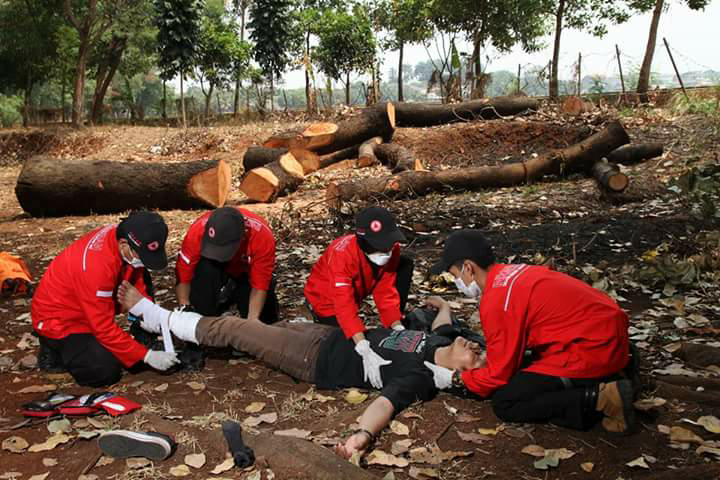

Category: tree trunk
[318, 145, 361, 169]
[204, 83, 214, 119]
[61, 67, 67, 123]
[239, 152, 305, 202]
[22, 75, 32, 128]
[234, 3, 247, 118]
[326, 120, 630, 208]
[304, 32, 316, 113]
[346, 72, 351, 106]
[470, 32, 483, 98]
[397, 42, 404, 102]
[606, 143, 663, 165]
[375, 144, 424, 173]
[216, 91, 222, 115]
[180, 74, 186, 129]
[393, 96, 538, 127]
[357, 136, 383, 167]
[637, 0, 664, 98]
[591, 159, 628, 193]
[263, 102, 396, 155]
[270, 76, 275, 112]
[71, 40, 90, 127]
[91, 35, 127, 125]
[243, 146, 319, 174]
[162, 80, 167, 120]
[15, 156, 231, 216]
[549, 0, 565, 100]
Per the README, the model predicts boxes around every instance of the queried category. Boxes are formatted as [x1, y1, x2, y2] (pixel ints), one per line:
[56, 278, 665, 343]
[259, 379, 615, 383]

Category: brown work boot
[596, 380, 635, 433]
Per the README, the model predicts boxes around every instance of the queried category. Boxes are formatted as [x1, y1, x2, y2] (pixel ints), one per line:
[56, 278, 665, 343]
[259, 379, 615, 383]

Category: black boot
[37, 340, 65, 373]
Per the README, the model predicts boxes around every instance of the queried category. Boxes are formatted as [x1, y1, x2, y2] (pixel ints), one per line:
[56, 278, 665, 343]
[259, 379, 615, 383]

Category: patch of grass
[669, 90, 720, 117]
[110, 464, 168, 480]
[143, 400, 173, 417]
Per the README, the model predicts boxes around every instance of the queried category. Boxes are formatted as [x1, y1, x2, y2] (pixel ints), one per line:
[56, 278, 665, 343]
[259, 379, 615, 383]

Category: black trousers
[189, 257, 280, 323]
[491, 371, 622, 430]
[312, 255, 414, 327]
[39, 334, 123, 387]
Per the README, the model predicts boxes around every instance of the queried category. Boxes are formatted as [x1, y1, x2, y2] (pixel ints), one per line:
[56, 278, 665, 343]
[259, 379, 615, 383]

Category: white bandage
[129, 297, 165, 334]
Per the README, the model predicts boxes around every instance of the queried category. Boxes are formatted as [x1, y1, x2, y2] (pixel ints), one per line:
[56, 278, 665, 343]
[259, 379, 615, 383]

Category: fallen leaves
[476, 427, 500, 436]
[580, 462, 594, 472]
[169, 464, 191, 476]
[408, 445, 472, 465]
[2, 436, 28, 453]
[391, 439, 414, 455]
[186, 381, 206, 392]
[521, 445, 575, 470]
[210, 457, 235, 474]
[626, 456, 650, 469]
[243, 412, 278, 427]
[126, 458, 151, 469]
[16, 384, 57, 394]
[669, 426, 705, 444]
[274, 428, 311, 439]
[184, 453, 206, 468]
[633, 397, 667, 411]
[409, 466, 439, 479]
[245, 402, 266, 413]
[28, 433, 71, 452]
[47, 418, 71, 434]
[389, 420, 409, 436]
[344, 389, 368, 404]
[41, 458, 57, 467]
[696, 415, 720, 434]
[457, 431, 491, 444]
[367, 449, 409, 468]
[155, 383, 169, 392]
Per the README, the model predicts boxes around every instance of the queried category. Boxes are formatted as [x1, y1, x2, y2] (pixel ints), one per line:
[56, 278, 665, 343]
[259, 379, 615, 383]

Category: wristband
[452, 370, 465, 389]
[354, 428, 375, 442]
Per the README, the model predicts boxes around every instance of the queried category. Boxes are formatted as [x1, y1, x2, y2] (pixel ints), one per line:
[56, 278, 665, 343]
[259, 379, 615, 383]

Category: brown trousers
[195, 317, 335, 383]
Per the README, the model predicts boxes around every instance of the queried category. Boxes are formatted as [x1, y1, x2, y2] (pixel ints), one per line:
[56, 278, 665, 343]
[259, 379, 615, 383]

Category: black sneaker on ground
[98, 430, 175, 460]
[37, 341, 65, 373]
[129, 321, 164, 351]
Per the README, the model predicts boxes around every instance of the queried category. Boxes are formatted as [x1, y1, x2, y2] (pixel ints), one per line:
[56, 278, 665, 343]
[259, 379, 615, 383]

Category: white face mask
[454, 266, 482, 298]
[121, 246, 144, 268]
[367, 252, 392, 266]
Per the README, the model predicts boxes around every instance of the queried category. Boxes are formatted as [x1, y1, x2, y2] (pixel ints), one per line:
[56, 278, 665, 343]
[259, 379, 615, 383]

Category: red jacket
[31, 225, 152, 367]
[176, 208, 276, 291]
[304, 235, 403, 338]
[461, 264, 629, 397]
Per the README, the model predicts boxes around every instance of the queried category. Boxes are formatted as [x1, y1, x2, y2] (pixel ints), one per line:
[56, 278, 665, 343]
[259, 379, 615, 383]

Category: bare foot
[334, 432, 370, 459]
[117, 280, 143, 311]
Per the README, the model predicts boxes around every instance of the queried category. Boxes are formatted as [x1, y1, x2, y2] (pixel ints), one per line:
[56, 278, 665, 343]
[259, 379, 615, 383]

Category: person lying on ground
[116, 281, 484, 458]
[32, 211, 178, 387]
[429, 229, 638, 433]
[304, 206, 414, 389]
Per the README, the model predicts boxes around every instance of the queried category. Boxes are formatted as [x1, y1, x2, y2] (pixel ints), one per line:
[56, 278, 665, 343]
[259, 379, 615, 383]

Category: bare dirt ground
[1, 106, 720, 480]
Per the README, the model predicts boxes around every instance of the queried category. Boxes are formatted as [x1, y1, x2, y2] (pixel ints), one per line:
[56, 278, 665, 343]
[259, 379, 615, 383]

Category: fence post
[663, 37, 689, 102]
[517, 64, 521, 94]
[615, 44, 626, 104]
[577, 52, 582, 95]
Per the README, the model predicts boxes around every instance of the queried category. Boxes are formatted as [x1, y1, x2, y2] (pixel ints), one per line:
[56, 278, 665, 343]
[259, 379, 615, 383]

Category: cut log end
[290, 149, 320, 174]
[606, 172, 629, 192]
[188, 159, 231, 207]
[240, 167, 279, 203]
[278, 153, 305, 179]
[300, 122, 339, 150]
[386, 101, 396, 129]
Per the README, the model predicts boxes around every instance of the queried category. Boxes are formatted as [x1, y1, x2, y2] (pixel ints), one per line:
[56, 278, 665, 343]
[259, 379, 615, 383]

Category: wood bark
[393, 96, 538, 127]
[654, 380, 720, 408]
[16, 156, 231, 216]
[243, 147, 319, 174]
[357, 137, 383, 167]
[549, 0, 565, 100]
[637, 0, 664, 98]
[239, 152, 305, 202]
[375, 144, 424, 173]
[591, 160, 629, 193]
[91, 35, 127, 125]
[264, 102, 396, 155]
[606, 143, 663, 165]
[327, 120, 630, 208]
[318, 145, 360, 169]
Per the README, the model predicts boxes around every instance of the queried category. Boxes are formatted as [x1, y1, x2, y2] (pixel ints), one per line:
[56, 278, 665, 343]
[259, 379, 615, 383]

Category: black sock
[221, 420, 255, 468]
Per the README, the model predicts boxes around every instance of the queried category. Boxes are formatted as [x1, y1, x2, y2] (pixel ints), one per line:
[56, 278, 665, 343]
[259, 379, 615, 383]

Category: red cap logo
[370, 220, 382, 232]
[147, 241, 159, 251]
[208, 227, 216, 238]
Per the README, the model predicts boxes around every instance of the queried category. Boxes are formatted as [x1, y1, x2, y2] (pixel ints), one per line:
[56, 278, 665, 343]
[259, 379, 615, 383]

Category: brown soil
[1, 108, 719, 479]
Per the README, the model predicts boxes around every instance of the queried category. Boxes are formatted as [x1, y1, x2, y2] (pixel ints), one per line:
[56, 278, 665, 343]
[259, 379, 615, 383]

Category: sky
[279, 0, 719, 89]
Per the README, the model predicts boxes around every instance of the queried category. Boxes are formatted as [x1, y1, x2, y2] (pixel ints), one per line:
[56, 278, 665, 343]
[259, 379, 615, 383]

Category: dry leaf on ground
[155, 383, 169, 392]
[47, 418, 71, 434]
[697, 415, 720, 434]
[390, 420, 409, 436]
[186, 381, 206, 391]
[28, 474, 49, 480]
[581, 462, 594, 472]
[457, 431, 491, 444]
[28, 434, 71, 452]
[184, 453, 206, 468]
[2, 436, 29, 453]
[634, 397, 667, 411]
[455, 414, 481, 423]
[126, 458, 152, 469]
[97, 456, 114, 467]
[366, 449, 409, 468]
[243, 412, 278, 427]
[87, 417, 108, 429]
[670, 426, 705, 444]
[344, 389, 368, 404]
[274, 428, 311, 439]
[210, 458, 234, 474]
[245, 402, 266, 413]
[17, 384, 57, 394]
[169, 464, 191, 476]
[544, 448, 575, 460]
[409, 466, 439, 479]
[626, 456, 650, 469]
[696, 445, 720, 458]
[409, 445, 472, 464]
[391, 439, 414, 455]
[41, 458, 57, 467]
[476, 427, 499, 436]
[521, 445, 546, 457]
[77, 430, 100, 440]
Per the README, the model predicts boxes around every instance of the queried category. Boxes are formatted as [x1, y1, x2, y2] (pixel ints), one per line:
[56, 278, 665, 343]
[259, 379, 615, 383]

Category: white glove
[392, 323, 405, 331]
[355, 340, 392, 389]
[424, 361, 454, 390]
[144, 350, 179, 371]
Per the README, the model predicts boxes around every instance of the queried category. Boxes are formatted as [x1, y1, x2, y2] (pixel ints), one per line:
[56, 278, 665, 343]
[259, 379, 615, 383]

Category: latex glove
[391, 323, 405, 331]
[355, 340, 392, 389]
[144, 350, 179, 371]
[424, 361, 454, 390]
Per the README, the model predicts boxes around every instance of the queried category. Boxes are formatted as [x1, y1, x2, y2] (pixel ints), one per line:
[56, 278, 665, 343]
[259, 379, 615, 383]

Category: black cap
[201, 207, 245, 262]
[119, 211, 168, 270]
[430, 230, 495, 275]
[355, 206, 406, 252]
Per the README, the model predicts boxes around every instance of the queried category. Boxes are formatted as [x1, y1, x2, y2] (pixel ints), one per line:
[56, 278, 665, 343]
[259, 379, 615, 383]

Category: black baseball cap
[430, 230, 495, 275]
[118, 211, 169, 270]
[355, 206, 406, 252]
[201, 207, 245, 262]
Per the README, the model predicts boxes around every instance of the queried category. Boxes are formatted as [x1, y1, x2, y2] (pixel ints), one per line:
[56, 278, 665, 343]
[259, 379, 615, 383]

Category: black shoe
[178, 343, 205, 372]
[37, 341, 65, 373]
[98, 430, 175, 460]
[129, 321, 164, 351]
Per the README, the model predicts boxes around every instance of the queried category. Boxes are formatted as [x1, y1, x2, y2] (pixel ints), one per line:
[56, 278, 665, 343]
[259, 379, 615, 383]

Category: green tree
[315, 6, 376, 105]
[629, 0, 710, 99]
[154, 0, 202, 127]
[546, 0, 632, 99]
[373, 0, 432, 102]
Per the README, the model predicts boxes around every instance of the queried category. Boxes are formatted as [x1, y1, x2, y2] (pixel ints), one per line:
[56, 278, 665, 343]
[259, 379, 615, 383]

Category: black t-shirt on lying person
[314, 328, 452, 412]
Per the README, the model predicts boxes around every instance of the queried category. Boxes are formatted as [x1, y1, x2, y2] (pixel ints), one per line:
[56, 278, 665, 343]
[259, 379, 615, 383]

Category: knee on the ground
[74, 361, 123, 387]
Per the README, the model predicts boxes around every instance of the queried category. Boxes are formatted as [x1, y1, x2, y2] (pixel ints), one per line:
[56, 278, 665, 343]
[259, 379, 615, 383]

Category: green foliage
[561, 0, 632, 37]
[248, 0, 299, 79]
[153, 0, 202, 79]
[314, 5, 376, 82]
[0, 95, 23, 127]
[196, 13, 252, 90]
[668, 90, 720, 117]
[669, 164, 720, 222]
[372, 0, 432, 50]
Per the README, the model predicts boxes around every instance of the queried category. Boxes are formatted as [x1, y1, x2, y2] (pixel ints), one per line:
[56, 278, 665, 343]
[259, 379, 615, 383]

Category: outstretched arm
[425, 296, 452, 330]
[335, 396, 394, 459]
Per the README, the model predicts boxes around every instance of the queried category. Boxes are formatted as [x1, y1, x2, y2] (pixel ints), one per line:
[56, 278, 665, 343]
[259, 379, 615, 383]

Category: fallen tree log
[375, 144, 424, 173]
[15, 155, 230, 217]
[318, 145, 360, 170]
[591, 159, 629, 193]
[393, 95, 539, 128]
[263, 103, 396, 156]
[239, 152, 305, 202]
[607, 143, 663, 165]
[243, 147, 320, 174]
[327, 120, 630, 208]
[357, 136, 383, 167]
